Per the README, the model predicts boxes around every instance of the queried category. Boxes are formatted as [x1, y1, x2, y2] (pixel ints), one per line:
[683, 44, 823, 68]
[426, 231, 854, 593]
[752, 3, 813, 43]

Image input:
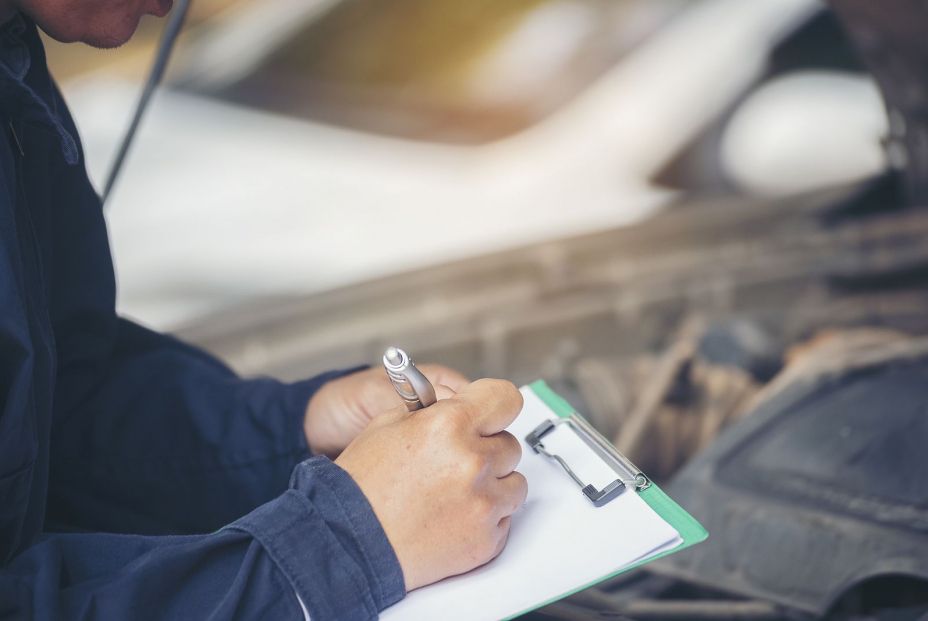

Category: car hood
[64, 79, 674, 327]
[828, 0, 928, 205]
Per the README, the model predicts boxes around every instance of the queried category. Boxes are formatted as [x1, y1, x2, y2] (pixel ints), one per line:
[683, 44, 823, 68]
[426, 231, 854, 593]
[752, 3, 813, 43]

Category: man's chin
[83, 19, 142, 49]
[39, 14, 140, 49]
[82, 32, 133, 50]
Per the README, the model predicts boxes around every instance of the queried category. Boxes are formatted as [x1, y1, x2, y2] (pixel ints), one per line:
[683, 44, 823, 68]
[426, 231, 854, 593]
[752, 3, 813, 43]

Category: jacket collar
[0, 13, 78, 165]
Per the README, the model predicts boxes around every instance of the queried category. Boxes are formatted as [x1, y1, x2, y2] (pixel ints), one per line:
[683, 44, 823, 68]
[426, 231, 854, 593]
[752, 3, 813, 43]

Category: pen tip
[384, 346, 404, 366]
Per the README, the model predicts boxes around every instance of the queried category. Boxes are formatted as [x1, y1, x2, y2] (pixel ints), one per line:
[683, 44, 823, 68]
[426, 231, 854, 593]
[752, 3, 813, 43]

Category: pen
[382, 346, 437, 412]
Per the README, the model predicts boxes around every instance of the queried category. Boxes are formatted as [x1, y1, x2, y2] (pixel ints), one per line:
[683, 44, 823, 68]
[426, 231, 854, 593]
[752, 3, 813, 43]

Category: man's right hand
[335, 379, 527, 591]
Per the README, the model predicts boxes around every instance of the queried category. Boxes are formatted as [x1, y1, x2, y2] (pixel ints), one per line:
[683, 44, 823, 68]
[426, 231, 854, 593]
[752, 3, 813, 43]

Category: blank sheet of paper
[380, 387, 681, 621]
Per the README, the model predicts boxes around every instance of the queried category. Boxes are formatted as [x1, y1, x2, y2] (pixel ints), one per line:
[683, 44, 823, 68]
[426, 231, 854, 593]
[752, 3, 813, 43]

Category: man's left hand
[304, 364, 469, 457]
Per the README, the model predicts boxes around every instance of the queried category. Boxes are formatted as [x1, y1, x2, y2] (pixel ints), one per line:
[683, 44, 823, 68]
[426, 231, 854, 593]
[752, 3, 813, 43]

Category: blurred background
[46, 0, 928, 619]
[48, 0, 886, 329]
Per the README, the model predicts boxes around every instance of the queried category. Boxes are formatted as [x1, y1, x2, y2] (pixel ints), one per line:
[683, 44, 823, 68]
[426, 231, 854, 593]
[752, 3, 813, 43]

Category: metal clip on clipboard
[525, 414, 651, 507]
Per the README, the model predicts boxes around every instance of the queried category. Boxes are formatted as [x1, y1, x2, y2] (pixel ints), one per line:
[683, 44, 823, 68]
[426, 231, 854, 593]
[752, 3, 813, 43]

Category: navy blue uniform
[0, 15, 404, 620]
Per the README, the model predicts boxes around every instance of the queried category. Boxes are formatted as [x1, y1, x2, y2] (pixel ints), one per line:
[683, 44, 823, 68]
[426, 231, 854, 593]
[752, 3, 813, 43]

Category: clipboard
[523, 380, 708, 585]
[381, 381, 708, 621]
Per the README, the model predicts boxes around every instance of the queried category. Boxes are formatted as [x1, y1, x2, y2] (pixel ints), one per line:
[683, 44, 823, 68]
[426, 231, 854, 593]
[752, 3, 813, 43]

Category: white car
[66, 0, 825, 329]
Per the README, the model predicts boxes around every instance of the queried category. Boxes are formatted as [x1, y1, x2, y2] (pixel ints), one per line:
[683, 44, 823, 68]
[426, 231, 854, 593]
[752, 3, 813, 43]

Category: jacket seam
[315, 464, 389, 607]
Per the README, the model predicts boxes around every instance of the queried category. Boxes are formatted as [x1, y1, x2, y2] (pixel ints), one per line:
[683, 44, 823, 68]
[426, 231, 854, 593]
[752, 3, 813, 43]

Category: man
[0, 0, 528, 619]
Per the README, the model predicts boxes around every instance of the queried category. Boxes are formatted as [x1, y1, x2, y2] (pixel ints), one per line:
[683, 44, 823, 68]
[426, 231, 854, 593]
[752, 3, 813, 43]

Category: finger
[481, 431, 522, 477]
[368, 368, 411, 409]
[454, 378, 524, 436]
[494, 471, 528, 518]
[490, 516, 513, 561]
[419, 364, 470, 392]
[380, 386, 453, 426]
[365, 402, 410, 430]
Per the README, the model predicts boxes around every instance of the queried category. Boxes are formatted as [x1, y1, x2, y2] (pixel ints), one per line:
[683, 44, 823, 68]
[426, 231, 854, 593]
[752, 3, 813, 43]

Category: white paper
[381, 387, 681, 621]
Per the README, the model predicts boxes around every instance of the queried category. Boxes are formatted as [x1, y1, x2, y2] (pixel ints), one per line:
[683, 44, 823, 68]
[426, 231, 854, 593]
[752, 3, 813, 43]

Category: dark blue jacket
[0, 16, 404, 620]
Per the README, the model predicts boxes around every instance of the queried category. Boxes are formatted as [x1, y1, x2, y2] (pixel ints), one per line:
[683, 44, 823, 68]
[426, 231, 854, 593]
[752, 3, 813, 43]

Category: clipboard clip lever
[525, 417, 651, 507]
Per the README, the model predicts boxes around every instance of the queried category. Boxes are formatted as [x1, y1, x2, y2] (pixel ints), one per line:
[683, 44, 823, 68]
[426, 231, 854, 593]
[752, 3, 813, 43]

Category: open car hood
[828, 0, 928, 205]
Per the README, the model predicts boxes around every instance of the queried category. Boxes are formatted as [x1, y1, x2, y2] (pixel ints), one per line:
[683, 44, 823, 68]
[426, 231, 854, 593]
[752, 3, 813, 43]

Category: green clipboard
[508, 380, 709, 617]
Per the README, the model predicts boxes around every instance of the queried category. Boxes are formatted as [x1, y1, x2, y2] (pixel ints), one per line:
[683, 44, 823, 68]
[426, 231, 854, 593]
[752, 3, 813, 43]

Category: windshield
[184, 0, 690, 144]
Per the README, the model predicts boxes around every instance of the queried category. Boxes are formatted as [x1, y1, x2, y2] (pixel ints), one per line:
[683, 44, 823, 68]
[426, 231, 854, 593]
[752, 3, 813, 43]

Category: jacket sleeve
[40, 78, 367, 536]
[1, 457, 406, 621]
[47, 317, 366, 536]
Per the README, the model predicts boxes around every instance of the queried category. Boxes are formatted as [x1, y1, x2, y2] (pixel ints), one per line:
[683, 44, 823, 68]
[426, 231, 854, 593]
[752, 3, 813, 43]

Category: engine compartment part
[652, 334, 928, 616]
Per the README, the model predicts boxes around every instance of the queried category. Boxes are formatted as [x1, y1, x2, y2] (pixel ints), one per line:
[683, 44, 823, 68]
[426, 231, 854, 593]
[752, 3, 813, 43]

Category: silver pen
[382, 346, 437, 412]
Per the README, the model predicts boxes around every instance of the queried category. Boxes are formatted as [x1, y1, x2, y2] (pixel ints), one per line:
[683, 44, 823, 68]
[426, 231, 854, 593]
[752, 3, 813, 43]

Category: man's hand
[304, 364, 469, 457]
[335, 379, 527, 591]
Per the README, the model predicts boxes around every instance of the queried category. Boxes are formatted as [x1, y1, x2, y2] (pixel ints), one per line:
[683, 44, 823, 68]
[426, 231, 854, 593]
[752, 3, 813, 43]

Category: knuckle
[498, 516, 512, 539]
[506, 382, 524, 411]
[482, 379, 523, 410]
[458, 451, 486, 481]
[485, 535, 503, 562]
[423, 405, 448, 429]
[471, 494, 496, 523]
[512, 471, 529, 503]
[445, 414, 472, 440]
[419, 411, 446, 441]
[489, 520, 511, 560]
[426, 404, 467, 437]
[443, 398, 473, 427]
[501, 431, 522, 459]
[472, 535, 495, 564]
